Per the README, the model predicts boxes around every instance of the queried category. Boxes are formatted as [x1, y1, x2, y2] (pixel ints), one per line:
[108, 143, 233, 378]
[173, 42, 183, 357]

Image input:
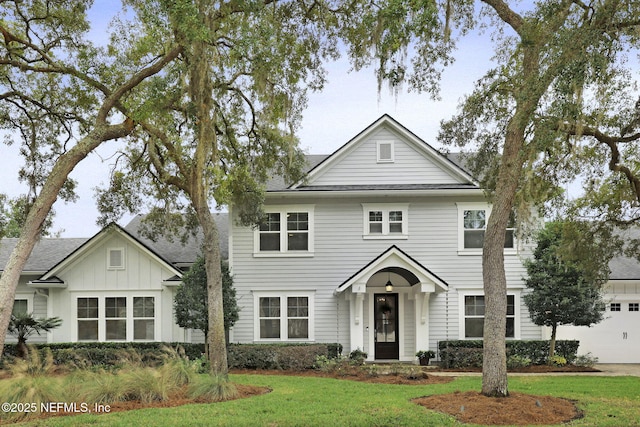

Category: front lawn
[14, 373, 640, 427]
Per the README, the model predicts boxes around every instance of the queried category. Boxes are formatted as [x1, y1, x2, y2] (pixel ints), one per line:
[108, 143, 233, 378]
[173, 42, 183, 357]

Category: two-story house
[228, 114, 542, 361]
[5, 115, 639, 363]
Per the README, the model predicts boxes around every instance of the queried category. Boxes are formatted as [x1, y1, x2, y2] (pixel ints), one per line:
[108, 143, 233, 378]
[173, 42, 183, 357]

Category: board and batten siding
[310, 128, 463, 186]
[46, 233, 185, 343]
[230, 193, 540, 354]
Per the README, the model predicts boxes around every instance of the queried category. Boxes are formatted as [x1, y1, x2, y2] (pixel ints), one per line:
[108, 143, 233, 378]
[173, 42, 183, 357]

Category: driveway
[593, 364, 640, 376]
[432, 364, 640, 377]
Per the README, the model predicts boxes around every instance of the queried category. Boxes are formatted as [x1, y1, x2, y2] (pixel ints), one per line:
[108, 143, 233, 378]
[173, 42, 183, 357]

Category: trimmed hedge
[227, 343, 342, 370]
[1, 342, 206, 369]
[438, 340, 580, 369]
[2, 342, 343, 371]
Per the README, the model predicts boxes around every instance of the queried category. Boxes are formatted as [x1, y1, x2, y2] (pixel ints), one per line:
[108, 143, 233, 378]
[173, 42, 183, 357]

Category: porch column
[349, 284, 366, 352]
[415, 284, 432, 353]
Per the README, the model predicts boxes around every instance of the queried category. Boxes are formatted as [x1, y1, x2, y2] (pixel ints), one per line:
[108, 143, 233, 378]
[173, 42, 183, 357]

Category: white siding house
[4, 115, 639, 363]
[4, 225, 193, 344]
[228, 115, 542, 361]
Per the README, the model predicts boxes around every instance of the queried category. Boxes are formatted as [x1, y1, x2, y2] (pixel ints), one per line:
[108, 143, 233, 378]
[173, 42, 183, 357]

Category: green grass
[8, 374, 640, 427]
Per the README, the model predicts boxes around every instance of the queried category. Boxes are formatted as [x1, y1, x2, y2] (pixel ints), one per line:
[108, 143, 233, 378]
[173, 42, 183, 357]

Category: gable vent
[377, 141, 394, 163]
[108, 248, 125, 269]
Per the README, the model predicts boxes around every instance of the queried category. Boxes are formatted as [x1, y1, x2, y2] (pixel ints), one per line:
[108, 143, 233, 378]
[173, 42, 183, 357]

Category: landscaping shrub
[2, 342, 205, 370]
[348, 348, 367, 365]
[574, 352, 598, 368]
[438, 340, 580, 368]
[507, 355, 532, 369]
[227, 343, 335, 370]
[550, 355, 567, 367]
[0, 348, 65, 423]
[188, 374, 238, 401]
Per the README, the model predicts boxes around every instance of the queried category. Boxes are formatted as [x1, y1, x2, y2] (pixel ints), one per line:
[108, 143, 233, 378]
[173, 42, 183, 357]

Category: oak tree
[0, 0, 181, 354]
[343, 0, 640, 397]
[96, 0, 339, 378]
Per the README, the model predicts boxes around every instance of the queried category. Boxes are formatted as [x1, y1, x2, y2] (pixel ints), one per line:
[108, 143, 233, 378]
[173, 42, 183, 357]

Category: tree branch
[481, 0, 524, 35]
[556, 121, 640, 202]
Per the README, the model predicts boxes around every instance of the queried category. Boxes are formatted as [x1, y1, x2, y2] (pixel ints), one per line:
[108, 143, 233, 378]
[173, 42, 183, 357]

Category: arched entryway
[368, 267, 419, 360]
[335, 245, 449, 361]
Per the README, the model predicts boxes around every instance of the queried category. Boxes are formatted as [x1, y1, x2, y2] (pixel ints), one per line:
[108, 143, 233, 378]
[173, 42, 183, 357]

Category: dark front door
[374, 293, 399, 359]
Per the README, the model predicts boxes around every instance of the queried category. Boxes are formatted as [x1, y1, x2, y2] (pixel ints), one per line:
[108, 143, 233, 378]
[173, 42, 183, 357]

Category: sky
[2, 2, 499, 238]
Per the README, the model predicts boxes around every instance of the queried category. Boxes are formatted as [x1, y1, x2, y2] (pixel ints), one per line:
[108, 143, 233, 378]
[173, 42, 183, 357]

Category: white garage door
[556, 301, 640, 363]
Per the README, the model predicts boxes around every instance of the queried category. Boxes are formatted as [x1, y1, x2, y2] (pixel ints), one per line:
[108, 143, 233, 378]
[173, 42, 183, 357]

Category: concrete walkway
[431, 364, 640, 377]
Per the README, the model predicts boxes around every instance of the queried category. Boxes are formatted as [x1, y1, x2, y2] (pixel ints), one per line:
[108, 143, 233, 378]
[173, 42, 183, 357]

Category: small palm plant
[8, 313, 62, 358]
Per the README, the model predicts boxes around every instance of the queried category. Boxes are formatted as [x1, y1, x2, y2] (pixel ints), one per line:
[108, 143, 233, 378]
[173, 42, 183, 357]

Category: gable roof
[36, 223, 183, 283]
[335, 245, 449, 294]
[288, 115, 477, 191]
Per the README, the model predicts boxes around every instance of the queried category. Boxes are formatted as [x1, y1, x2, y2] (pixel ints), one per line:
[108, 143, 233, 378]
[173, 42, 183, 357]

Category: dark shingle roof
[266, 155, 329, 191]
[0, 238, 88, 273]
[609, 228, 640, 280]
[0, 213, 229, 274]
[123, 213, 228, 264]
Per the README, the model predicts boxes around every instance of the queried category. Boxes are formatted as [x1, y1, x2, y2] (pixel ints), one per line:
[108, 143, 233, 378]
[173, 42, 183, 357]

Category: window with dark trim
[464, 295, 515, 338]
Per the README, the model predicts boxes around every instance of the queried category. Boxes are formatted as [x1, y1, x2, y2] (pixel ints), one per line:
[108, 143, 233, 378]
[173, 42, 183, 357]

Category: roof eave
[266, 188, 485, 198]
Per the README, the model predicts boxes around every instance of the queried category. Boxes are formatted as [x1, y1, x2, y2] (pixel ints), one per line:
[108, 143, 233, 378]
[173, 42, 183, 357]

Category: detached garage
[556, 255, 640, 364]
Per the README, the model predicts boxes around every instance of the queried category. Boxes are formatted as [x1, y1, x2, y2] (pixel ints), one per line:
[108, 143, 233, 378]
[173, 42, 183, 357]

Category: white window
[459, 292, 518, 339]
[108, 247, 125, 270]
[377, 140, 394, 163]
[362, 204, 408, 239]
[457, 203, 515, 253]
[254, 206, 314, 256]
[630, 303, 639, 312]
[133, 297, 155, 340]
[77, 297, 99, 341]
[610, 303, 621, 312]
[76, 296, 156, 342]
[254, 292, 314, 341]
[105, 297, 127, 340]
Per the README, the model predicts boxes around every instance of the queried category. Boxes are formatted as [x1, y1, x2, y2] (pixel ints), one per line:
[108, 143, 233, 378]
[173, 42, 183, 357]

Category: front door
[374, 293, 399, 359]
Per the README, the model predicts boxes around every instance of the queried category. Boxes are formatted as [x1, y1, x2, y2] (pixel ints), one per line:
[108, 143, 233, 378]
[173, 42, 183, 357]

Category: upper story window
[108, 247, 125, 270]
[362, 204, 408, 239]
[457, 203, 515, 254]
[377, 140, 394, 163]
[255, 206, 314, 257]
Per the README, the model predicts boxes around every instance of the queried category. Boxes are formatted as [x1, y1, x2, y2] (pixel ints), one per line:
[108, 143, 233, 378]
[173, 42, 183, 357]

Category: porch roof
[335, 245, 449, 294]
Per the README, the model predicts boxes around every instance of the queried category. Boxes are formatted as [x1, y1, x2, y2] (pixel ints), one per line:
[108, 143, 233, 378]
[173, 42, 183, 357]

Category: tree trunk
[549, 323, 557, 362]
[0, 124, 133, 356]
[193, 201, 227, 377]
[16, 338, 28, 359]
[481, 118, 527, 397]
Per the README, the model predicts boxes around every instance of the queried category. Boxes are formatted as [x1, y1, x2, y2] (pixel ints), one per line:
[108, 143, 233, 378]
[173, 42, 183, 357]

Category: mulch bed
[413, 391, 581, 425]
